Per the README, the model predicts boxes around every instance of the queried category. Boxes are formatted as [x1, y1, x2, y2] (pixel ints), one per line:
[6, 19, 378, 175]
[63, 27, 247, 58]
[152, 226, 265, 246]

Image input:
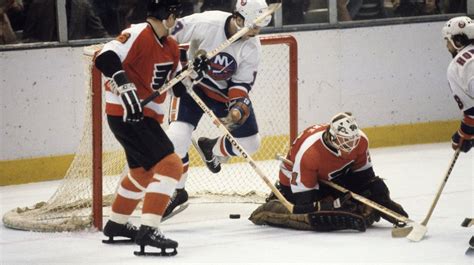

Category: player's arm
[450, 61, 474, 152]
[95, 50, 143, 123]
[452, 106, 474, 152]
[220, 46, 260, 130]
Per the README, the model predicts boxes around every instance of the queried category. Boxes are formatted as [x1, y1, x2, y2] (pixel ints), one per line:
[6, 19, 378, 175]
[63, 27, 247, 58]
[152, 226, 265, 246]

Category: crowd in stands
[0, 0, 468, 45]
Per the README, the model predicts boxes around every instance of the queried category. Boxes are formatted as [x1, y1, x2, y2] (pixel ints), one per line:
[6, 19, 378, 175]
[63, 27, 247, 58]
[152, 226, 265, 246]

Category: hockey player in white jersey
[442, 16, 474, 254]
[164, 0, 272, 215]
[442, 16, 474, 153]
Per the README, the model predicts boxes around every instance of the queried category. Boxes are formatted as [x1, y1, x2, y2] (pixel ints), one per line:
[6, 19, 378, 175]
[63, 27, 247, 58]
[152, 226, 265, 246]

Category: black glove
[452, 131, 473, 153]
[112, 70, 143, 123]
[190, 50, 210, 82]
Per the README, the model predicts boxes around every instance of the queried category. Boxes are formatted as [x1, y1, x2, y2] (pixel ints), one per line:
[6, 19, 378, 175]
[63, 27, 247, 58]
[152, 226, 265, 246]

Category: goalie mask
[442, 16, 474, 51]
[328, 112, 361, 153]
[147, 0, 183, 20]
[234, 0, 272, 28]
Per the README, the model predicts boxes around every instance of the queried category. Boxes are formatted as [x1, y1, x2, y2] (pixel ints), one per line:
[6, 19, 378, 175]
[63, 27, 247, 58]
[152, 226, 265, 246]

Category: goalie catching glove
[220, 97, 252, 131]
[111, 70, 143, 123]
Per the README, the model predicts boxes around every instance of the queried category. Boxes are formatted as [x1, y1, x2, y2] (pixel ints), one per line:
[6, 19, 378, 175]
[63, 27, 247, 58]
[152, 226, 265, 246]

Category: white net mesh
[2, 36, 296, 232]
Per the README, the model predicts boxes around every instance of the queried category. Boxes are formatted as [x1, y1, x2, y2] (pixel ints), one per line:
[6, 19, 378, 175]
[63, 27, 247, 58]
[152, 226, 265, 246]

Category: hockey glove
[189, 50, 210, 82]
[315, 192, 354, 211]
[111, 70, 143, 123]
[452, 131, 473, 153]
[220, 97, 251, 131]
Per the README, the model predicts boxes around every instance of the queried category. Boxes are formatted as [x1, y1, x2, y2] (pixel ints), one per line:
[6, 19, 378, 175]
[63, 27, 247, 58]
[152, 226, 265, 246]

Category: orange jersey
[279, 124, 372, 194]
[100, 23, 181, 123]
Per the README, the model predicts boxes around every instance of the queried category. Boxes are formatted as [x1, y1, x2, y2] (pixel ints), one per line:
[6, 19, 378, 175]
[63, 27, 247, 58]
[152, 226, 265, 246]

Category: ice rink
[1, 143, 473, 265]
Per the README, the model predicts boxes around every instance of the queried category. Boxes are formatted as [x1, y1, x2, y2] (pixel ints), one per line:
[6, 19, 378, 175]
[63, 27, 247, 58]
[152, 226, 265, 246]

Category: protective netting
[2, 36, 296, 232]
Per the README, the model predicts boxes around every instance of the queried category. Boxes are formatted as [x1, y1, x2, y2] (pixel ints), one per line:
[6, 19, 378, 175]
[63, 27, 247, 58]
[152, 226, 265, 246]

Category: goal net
[2, 35, 298, 232]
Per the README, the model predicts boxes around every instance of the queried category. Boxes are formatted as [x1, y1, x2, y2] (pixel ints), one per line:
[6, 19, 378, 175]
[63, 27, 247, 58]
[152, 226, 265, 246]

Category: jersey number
[151, 63, 174, 90]
[456, 49, 474, 66]
[453, 94, 464, 109]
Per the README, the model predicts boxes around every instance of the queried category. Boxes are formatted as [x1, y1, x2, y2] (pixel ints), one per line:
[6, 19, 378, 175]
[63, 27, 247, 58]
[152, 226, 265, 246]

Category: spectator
[347, 0, 386, 20]
[394, 0, 441, 16]
[283, 0, 309, 25]
[22, 0, 56, 42]
[443, 0, 466, 13]
[22, 0, 108, 42]
[92, 0, 121, 36]
[0, 0, 23, 44]
[66, 0, 109, 40]
[337, 0, 353, 21]
[200, 0, 232, 12]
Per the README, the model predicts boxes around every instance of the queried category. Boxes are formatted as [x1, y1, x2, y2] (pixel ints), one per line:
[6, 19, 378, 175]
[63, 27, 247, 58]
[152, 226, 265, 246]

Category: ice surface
[1, 143, 472, 264]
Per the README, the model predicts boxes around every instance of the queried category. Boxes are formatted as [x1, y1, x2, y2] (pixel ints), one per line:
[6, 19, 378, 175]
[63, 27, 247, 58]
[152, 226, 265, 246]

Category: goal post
[2, 34, 298, 232]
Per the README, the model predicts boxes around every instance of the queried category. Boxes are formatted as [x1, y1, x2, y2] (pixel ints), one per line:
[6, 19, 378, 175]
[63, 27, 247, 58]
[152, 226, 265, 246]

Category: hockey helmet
[147, 0, 183, 20]
[442, 16, 474, 50]
[328, 112, 361, 153]
[234, 0, 272, 28]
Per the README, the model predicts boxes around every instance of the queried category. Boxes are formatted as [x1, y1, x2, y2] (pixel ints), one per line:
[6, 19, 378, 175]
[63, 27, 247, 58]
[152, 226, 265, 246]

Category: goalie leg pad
[308, 211, 367, 232]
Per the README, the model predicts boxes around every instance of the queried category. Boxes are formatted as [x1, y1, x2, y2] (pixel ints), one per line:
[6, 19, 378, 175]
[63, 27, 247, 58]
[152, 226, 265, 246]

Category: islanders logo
[208, 52, 237, 80]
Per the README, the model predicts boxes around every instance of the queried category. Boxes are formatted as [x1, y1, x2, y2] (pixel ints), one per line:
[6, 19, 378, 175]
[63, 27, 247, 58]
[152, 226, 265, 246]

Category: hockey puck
[229, 214, 241, 219]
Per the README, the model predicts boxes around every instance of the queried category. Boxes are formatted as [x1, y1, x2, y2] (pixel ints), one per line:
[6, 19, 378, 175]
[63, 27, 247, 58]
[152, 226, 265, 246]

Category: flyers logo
[116, 32, 131, 44]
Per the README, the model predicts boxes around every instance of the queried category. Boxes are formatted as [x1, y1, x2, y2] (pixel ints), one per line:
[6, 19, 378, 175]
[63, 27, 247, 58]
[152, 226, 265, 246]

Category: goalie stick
[392, 149, 461, 241]
[274, 154, 427, 242]
[140, 2, 282, 107]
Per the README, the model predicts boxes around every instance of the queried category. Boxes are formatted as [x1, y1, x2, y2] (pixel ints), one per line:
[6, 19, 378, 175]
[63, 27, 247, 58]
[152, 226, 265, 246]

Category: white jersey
[447, 44, 474, 112]
[171, 11, 262, 102]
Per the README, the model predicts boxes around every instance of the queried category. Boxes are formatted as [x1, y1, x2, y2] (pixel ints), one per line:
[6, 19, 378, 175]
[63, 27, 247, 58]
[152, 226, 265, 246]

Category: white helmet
[328, 112, 361, 153]
[442, 16, 474, 50]
[235, 0, 272, 28]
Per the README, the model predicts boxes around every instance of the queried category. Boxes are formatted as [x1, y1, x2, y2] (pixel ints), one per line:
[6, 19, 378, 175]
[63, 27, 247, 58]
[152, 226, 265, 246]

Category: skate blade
[466, 248, 474, 256]
[162, 203, 189, 222]
[102, 237, 134, 244]
[461, 218, 474, 227]
[134, 246, 177, 257]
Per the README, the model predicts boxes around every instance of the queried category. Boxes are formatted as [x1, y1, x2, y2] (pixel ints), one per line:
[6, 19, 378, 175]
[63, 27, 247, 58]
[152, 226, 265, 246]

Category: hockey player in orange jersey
[94, 0, 208, 256]
[250, 112, 408, 232]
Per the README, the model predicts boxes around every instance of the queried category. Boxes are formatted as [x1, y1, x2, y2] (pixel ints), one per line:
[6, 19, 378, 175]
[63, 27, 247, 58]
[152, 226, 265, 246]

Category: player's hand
[452, 131, 473, 152]
[190, 50, 210, 82]
[220, 97, 251, 131]
[120, 89, 143, 123]
[316, 191, 353, 211]
[111, 70, 144, 123]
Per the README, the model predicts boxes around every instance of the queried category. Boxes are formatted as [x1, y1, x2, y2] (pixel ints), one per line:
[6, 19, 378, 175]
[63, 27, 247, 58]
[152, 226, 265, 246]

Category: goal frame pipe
[91, 34, 298, 230]
[92, 60, 103, 230]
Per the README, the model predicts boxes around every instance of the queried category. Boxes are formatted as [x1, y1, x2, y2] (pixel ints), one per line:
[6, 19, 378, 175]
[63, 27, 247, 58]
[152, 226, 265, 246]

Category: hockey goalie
[249, 112, 409, 232]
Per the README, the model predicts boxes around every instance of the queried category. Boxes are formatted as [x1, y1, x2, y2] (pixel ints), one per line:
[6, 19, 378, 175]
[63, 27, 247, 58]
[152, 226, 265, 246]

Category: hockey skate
[194, 137, 221, 173]
[163, 188, 189, 221]
[102, 220, 138, 244]
[134, 225, 178, 256]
